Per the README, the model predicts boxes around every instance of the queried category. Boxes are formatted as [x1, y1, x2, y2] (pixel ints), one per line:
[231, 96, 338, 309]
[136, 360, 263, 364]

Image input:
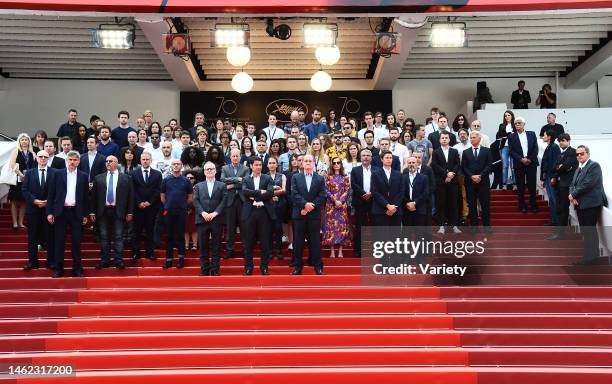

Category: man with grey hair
[131, 151, 162, 261]
[508, 116, 539, 213]
[350, 148, 379, 258]
[190, 112, 205, 140]
[470, 120, 490, 148]
[220, 148, 250, 259]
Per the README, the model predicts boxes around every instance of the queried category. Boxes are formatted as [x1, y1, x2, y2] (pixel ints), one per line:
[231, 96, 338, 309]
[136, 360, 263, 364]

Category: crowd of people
[5, 103, 607, 277]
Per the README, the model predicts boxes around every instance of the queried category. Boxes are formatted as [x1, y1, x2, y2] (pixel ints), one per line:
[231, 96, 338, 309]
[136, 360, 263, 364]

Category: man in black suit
[350, 148, 378, 258]
[120, 131, 144, 165]
[89, 155, 134, 270]
[428, 116, 457, 150]
[254, 140, 270, 174]
[241, 157, 275, 275]
[372, 138, 401, 171]
[402, 156, 430, 263]
[461, 131, 493, 232]
[79, 137, 106, 186]
[508, 117, 540, 213]
[547, 133, 578, 240]
[46, 151, 89, 278]
[412, 151, 435, 226]
[22, 150, 57, 271]
[431, 131, 461, 234]
[220, 149, 250, 258]
[569, 145, 608, 265]
[291, 154, 326, 275]
[44, 140, 66, 169]
[371, 150, 404, 226]
[511, 80, 531, 109]
[193, 162, 228, 276]
[131, 151, 162, 261]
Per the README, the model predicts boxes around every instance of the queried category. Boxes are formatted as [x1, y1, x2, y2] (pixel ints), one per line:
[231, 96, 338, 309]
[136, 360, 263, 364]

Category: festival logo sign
[265, 99, 309, 123]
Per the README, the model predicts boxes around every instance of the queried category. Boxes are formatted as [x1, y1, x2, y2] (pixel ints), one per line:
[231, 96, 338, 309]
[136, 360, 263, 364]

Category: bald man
[284, 110, 305, 134]
[470, 120, 490, 148]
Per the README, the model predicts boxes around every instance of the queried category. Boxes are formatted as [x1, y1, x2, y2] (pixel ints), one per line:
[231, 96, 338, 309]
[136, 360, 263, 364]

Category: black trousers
[556, 186, 570, 228]
[243, 208, 271, 270]
[576, 206, 601, 262]
[515, 165, 538, 210]
[54, 208, 83, 274]
[292, 217, 323, 270]
[402, 214, 427, 262]
[270, 205, 285, 255]
[225, 198, 242, 254]
[198, 219, 223, 273]
[27, 208, 54, 266]
[466, 180, 491, 226]
[353, 203, 373, 257]
[164, 209, 186, 260]
[132, 206, 158, 258]
[436, 181, 459, 226]
[374, 214, 402, 226]
[98, 207, 125, 263]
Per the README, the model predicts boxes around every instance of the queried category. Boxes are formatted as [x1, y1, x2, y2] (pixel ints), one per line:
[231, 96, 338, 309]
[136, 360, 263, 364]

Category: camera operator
[536, 83, 556, 109]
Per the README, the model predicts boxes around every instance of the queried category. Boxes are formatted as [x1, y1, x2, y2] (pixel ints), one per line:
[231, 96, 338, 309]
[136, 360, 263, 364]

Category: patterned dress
[322, 174, 351, 247]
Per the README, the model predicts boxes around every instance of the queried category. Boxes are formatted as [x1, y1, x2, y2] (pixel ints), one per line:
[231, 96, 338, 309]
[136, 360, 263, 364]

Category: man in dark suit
[372, 138, 401, 171]
[241, 157, 275, 275]
[46, 151, 89, 278]
[351, 148, 379, 258]
[412, 151, 435, 226]
[402, 155, 430, 262]
[120, 130, 144, 165]
[547, 133, 578, 240]
[291, 154, 326, 275]
[431, 131, 461, 234]
[221, 149, 250, 258]
[254, 140, 270, 174]
[79, 137, 106, 185]
[44, 140, 65, 169]
[508, 117, 540, 213]
[428, 116, 457, 150]
[371, 150, 404, 226]
[193, 162, 228, 276]
[131, 151, 162, 260]
[89, 155, 134, 269]
[22, 150, 56, 270]
[569, 145, 608, 265]
[461, 131, 493, 232]
[511, 80, 531, 109]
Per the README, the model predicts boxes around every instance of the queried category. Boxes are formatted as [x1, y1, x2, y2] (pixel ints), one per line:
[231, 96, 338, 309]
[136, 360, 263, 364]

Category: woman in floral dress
[322, 157, 351, 258]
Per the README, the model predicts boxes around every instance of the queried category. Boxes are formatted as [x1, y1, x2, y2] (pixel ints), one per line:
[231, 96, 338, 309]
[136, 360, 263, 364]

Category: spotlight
[162, 33, 191, 56]
[374, 32, 401, 56]
[211, 23, 250, 48]
[91, 23, 135, 49]
[430, 22, 467, 48]
[265, 19, 292, 41]
[303, 23, 337, 48]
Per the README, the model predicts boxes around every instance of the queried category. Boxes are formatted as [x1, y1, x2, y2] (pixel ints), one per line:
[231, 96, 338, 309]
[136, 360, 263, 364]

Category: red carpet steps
[0, 190, 611, 383]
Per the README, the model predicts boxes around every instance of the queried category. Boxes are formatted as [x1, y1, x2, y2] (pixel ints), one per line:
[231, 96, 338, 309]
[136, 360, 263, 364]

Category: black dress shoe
[23, 263, 39, 271]
[176, 258, 185, 269]
[574, 259, 596, 266]
[72, 270, 84, 277]
[290, 269, 302, 275]
[261, 268, 270, 276]
[211, 270, 220, 276]
[52, 271, 63, 278]
[45, 262, 54, 269]
[244, 268, 253, 276]
[531, 208, 540, 214]
[162, 260, 172, 269]
[520, 208, 528, 213]
[145, 254, 157, 261]
[115, 260, 125, 269]
[199, 268, 210, 276]
[95, 261, 110, 270]
[315, 268, 325, 275]
[131, 254, 141, 261]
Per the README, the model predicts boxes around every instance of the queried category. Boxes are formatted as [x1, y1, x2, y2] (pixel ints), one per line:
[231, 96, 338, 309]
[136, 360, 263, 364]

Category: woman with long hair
[268, 139, 282, 160]
[8, 133, 35, 229]
[33, 130, 48, 153]
[119, 147, 138, 174]
[240, 136, 255, 166]
[206, 145, 225, 180]
[327, 108, 340, 131]
[497, 110, 516, 190]
[219, 131, 232, 159]
[386, 113, 398, 129]
[452, 114, 469, 133]
[322, 156, 351, 258]
[136, 129, 150, 149]
[342, 142, 361, 177]
[296, 133, 309, 155]
[267, 156, 287, 260]
[148, 121, 161, 137]
[400, 129, 412, 146]
[72, 125, 89, 154]
[308, 138, 329, 176]
[232, 125, 245, 142]
[183, 170, 199, 251]
[211, 119, 224, 144]
[181, 146, 205, 176]
[404, 118, 416, 136]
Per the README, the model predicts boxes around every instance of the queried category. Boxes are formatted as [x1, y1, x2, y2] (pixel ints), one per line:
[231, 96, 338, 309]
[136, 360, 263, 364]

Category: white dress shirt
[106, 170, 119, 205]
[383, 166, 392, 181]
[253, 175, 260, 190]
[87, 151, 97, 171]
[408, 172, 416, 200]
[441, 146, 450, 162]
[453, 142, 470, 161]
[65, 169, 78, 206]
[517, 131, 529, 157]
[305, 172, 313, 192]
[38, 166, 48, 186]
[206, 179, 215, 198]
[391, 141, 409, 166]
[362, 165, 372, 193]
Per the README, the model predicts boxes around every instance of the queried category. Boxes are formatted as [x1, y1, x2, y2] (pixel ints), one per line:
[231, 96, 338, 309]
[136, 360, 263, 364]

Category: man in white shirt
[425, 107, 441, 136]
[153, 141, 174, 178]
[147, 134, 164, 163]
[56, 137, 73, 161]
[171, 131, 192, 160]
[389, 126, 409, 169]
[262, 114, 285, 148]
[470, 120, 490, 148]
[358, 112, 376, 143]
[453, 129, 471, 223]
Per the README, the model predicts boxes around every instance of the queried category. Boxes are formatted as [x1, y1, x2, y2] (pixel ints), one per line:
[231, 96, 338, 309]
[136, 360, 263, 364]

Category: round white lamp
[226, 46, 251, 67]
[231, 71, 253, 94]
[310, 70, 332, 92]
[315, 46, 340, 66]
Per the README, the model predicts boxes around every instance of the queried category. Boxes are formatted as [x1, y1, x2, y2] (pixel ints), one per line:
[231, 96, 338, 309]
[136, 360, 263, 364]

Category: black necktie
[473, 148, 478, 158]
[144, 169, 149, 183]
[40, 169, 45, 188]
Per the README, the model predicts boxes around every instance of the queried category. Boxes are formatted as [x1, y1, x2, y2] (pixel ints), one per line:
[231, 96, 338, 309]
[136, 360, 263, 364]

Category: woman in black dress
[8, 133, 35, 229]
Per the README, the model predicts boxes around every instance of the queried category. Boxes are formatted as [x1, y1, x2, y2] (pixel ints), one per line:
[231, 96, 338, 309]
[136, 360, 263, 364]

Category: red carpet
[0, 190, 611, 383]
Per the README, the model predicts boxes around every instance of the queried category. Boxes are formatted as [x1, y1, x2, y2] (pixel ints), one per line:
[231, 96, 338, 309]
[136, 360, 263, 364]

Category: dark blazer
[22, 167, 56, 215]
[291, 172, 326, 220]
[372, 154, 401, 172]
[508, 130, 539, 168]
[428, 130, 457, 150]
[78, 152, 106, 183]
[253, 153, 270, 174]
[554, 146, 578, 188]
[496, 124, 516, 148]
[193, 180, 227, 224]
[49, 156, 65, 170]
[131, 167, 162, 210]
[461, 146, 493, 180]
[511, 89, 531, 109]
[416, 164, 435, 196]
[371, 167, 404, 216]
[402, 172, 429, 216]
[541, 143, 561, 180]
[90, 171, 134, 218]
[570, 160, 608, 210]
[431, 147, 461, 185]
[46, 168, 89, 219]
[220, 163, 250, 206]
[241, 173, 276, 221]
[350, 165, 380, 208]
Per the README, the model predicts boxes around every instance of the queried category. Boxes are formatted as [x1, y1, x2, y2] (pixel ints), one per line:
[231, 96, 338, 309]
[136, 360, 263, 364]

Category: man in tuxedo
[569, 145, 608, 265]
[547, 133, 578, 240]
[372, 138, 401, 171]
[508, 117, 539, 213]
[350, 148, 378, 258]
[428, 115, 457, 150]
[241, 157, 276, 275]
[402, 156, 430, 263]
[46, 151, 89, 278]
[44, 140, 65, 169]
[461, 131, 493, 232]
[431, 131, 461, 234]
[22, 150, 56, 271]
[371, 150, 404, 226]
[79, 137, 106, 186]
[89, 155, 134, 269]
[291, 154, 326, 275]
[412, 151, 435, 226]
[193, 162, 228, 276]
[220, 149, 250, 258]
[131, 151, 162, 260]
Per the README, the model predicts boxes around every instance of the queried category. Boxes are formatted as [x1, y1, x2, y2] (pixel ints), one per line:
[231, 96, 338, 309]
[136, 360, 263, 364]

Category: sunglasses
[204, 168, 216, 171]
[186, 176, 195, 179]
[332, 161, 342, 165]
[37, 156, 48, 159]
